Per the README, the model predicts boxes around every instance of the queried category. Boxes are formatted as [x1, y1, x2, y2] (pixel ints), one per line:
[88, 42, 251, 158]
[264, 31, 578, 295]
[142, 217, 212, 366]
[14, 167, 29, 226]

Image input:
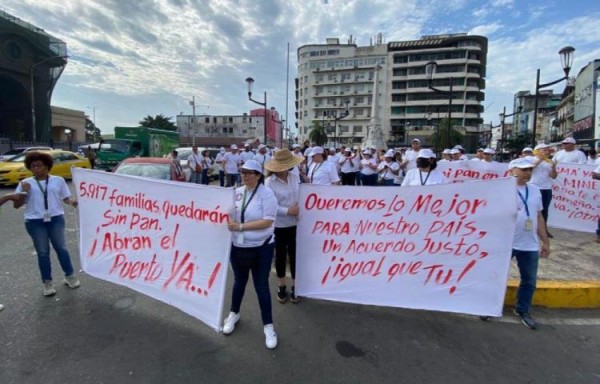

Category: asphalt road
[0, 183, 599, 384]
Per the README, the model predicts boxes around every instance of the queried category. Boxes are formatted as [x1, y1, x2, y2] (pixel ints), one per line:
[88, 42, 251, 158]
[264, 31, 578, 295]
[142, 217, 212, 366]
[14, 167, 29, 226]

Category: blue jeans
[361, 173, 378, 186]
[25, 215, 74, 282]
[382, 179, 395, 186]
[201, 169, 210, 185]
[229, 242, 274, 325]
[219, 171, 225, 187]
[540, 189, 552, 225]
[226, 173, 240, 187]
[190, 170, 202, 184]
[512, 249, 539, 313]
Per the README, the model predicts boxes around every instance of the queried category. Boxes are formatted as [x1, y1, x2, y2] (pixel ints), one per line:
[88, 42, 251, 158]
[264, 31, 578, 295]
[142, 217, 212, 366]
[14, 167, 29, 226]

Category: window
[205, 117, 210, 123]
[353, 125, 363, 133]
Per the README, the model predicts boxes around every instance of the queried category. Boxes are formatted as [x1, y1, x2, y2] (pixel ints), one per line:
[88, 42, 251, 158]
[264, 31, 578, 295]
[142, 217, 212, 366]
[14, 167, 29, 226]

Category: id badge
[43, 211, 51, 222]
[236, 232, 245, 244]
[524, 218, 532, 231]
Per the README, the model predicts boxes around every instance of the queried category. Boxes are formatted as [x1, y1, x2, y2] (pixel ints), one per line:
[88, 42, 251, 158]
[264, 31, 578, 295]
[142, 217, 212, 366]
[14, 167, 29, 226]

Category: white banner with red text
[72, 168, 233, 331]
[296, 178, 517, 317]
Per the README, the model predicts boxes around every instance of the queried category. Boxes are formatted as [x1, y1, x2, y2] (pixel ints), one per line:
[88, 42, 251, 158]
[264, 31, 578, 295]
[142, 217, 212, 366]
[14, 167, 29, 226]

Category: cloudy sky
[4, 0, 600, 136]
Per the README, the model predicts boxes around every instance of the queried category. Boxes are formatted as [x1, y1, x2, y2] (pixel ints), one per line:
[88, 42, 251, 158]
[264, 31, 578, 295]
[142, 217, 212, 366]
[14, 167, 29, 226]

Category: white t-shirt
[513, 183, 543, 251]
[378, 161, 400, 180]
[16, 175, 71, 220]
[252, 153, 271, 169]
[553, 149, 587, 164]
[393, 161, 404, 185]
[223, 152, 242, 174]
[339, 155, 358, 173]
[403, 149, 419, 170]
[308, 161, 340, 185]
[528, 157, 554, 190]
[215, 152, 226, 171]
[187, 152, 202, 170]
[360, 158, 378, 175]
[265, 173, 300, 228]
[327, 153, 341, 171]
[240, 150, 255, 163]
[232, 184, 277, 248]
[401, 168, 447, 186]
[202, 156, 213, 169]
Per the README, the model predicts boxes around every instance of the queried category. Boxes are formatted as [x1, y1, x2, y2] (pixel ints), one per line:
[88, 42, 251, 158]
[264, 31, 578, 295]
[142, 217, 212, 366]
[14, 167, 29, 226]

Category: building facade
[572, 59, 599, 142]
[513, 90, 561, 142]
[296, 34, 488, 149]
[176, 113, 267, 148]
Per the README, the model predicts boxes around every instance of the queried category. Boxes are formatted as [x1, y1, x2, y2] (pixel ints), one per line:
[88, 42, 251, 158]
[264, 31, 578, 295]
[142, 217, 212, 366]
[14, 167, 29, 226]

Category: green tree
[428, 118, 464, 152]
[308, 121, 329, 146]
[85, 118, 101, 142]
[139, 114, 177, 131]
[503, 133, 533, 160]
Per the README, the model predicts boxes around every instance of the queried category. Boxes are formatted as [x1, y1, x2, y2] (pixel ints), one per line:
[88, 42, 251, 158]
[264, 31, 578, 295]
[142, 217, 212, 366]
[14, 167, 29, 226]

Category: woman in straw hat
[264, 149, 304, 304]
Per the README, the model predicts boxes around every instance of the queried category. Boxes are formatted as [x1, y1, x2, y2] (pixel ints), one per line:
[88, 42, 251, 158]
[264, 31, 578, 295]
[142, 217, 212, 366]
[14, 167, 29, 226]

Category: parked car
[113, 157, 186, 182]
[0, 150, 90, 186]
[0, 146, 53, 162]
[175, 147, 220, 181]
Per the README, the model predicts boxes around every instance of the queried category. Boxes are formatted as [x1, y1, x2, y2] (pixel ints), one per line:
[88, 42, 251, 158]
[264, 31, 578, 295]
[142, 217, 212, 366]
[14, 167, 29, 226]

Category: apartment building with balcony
[296, 34, 488, 149]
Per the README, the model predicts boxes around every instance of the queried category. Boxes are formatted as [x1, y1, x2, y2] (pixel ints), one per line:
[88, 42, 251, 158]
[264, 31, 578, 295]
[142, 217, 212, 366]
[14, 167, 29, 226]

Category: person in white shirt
[401, 148, 447, 186]
[13, 152, 81, 297]
[402, 139, 421, 171]
[450, 148, 463, 162]
[494, 157, 549, 329]
[482, 148, 497, 163]
[305, 146, 340, 185]
[215, 147, 226, 187]
[521, 147, 533, 158]
[253, 144, 271, 170]
[290, 144, 305, 177]
[240, 144, 255, 164]
[528, 143, 557, 238]
[339, 147, 358, 185]
[471, 148, 484, 161]
[393, 151, 404, 185]
[454, 145, 468, 161]
[200, 150, 214, 185]
[264, 149, 304, 304]
[553, 137, 587, 164]
[187, 146, 203, 184]
[223, 160, 278, 349]
[327, 147, 342, 174]
[359, 150, 378, 186]
[224, 144, 242, 187]
[378, 150, 400, 186]
[439, 149, 452, 162]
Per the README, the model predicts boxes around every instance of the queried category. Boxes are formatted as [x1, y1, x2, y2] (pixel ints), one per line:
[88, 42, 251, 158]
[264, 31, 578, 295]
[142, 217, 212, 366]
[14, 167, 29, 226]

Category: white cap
[329, 147, 336, 152]
[244, 143, 250, 147]
[450, 148, 460, 155]
[522, 147, 533, 153]
[477, 148, 484, 152]
[344, 147, 352, 152]
[509, 157, 535, 169]
[362, 149, 371, 155]
[230, 144, 238, 149]
[453, 145, 464, 150]
[258, 144, 266, 149]
[220, 147, 225, 152]
[353, 145, 359, 150]
[562, 137, 576, 144]
[412, 138, 421, 143]
[292, 144, 301, 149]
[534, 143, 549, 150]
[483, 148, 495, 154]
[442, 149, 452, 154]
[384, 150, 395, 157]
[311, 146, 324, 156]
[372, 145, 377, 150]
[417, 148, 436, 159]
[240, 159, 263, 174]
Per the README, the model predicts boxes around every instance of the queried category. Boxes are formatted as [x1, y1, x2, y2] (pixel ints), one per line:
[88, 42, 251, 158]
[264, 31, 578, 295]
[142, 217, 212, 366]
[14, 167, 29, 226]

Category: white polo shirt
[308, 161, 340, 185]
[232, 184, 277, 248]
[553, 149, 587, 164]
[403, 149, 419, 170]
[378, 161, 400, 180]
[401, 168, 447, 186]
[16, 175, 71, 220]
[360, 158, 378, 175]
[187, 152, 202, 170]
[513, 183, 543, 251]
[240, 150, 255, 163]
[252, 153, 271, 168]
[223, 152, 242, 174]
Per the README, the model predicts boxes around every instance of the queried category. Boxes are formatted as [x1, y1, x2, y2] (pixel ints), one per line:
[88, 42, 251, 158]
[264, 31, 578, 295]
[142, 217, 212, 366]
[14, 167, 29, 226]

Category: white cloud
[469, 23, 503, 36]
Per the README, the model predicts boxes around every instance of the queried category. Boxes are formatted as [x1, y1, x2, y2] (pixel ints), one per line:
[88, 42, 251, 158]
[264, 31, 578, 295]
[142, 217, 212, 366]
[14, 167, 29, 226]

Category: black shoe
[513, 309, 537, 329]
[479, 316, 491, 321]
[546, 231, 554, 238]
[290, 286, 300, 304]
[276, 285, 288, 303]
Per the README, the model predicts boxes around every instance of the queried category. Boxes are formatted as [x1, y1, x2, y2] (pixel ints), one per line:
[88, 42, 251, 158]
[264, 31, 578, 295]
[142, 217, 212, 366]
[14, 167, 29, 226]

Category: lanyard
[310, 163, 322, 182]
[517, 186, 530, 217]
[240, 186, 259, 223]
[35, 177, 49, 211]
[419, 170, 431, 186]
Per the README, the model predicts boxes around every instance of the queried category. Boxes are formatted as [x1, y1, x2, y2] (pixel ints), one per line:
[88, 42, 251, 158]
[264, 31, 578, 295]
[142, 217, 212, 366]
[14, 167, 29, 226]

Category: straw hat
[264, 149, 304, 173]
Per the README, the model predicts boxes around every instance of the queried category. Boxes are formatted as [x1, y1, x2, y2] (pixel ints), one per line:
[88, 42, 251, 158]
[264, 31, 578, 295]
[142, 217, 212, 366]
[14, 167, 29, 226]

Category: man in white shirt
[439, 149, 452, 162]
[471, 148, 484, 161]
[187, 146, 203, 184]
[453, 145, 468, 161]
[253, 144, 271, 170]
[306, 146, 340, 185]
[215, 147, 226, 187]
[339, 147, 358, 185]
[402, 138, 421, 171]
[240, 144, 255, 164]
[327, 147, 342, 173]
[224, 144, 242, 187]
[552, 137, 587, 164]
[482, 148, 496, 163]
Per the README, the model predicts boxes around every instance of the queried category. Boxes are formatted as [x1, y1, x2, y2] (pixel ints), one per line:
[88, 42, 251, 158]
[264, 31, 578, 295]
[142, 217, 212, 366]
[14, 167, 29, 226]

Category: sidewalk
[506, 227, 600, 308]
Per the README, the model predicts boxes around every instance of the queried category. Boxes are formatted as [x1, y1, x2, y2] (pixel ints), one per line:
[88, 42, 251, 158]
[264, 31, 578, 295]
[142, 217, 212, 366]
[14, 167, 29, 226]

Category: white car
[0, 146, 53, 162]
[175, 147, 220, 181]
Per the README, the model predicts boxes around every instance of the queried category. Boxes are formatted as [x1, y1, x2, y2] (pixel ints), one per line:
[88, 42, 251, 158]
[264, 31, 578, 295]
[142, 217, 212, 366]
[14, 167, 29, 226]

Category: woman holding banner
[359, 150, 378, 186]
[224, 159, 279, 349]
[401, 149, 447, 186]
[12, 152, 80, 297]
[528, 144, 557, 238]
[264, 149, 304, 304]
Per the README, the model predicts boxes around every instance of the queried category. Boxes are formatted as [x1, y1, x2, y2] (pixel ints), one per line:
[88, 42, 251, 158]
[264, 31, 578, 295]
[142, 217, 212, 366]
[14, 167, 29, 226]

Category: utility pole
[190, 96, 196, 146]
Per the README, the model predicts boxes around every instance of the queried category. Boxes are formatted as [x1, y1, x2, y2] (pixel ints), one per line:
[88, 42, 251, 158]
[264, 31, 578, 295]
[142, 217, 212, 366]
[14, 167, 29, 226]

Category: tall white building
[296, 34, 488, 149]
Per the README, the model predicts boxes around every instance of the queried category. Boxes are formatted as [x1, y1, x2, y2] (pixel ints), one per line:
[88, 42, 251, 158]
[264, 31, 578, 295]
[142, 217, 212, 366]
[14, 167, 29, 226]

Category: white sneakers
[63, 275, 81, 289]
[264, 324, 278, 349]
[222, 312, 240, 335]
[222, 312, 278, 349]
[43, 281, 56, 296]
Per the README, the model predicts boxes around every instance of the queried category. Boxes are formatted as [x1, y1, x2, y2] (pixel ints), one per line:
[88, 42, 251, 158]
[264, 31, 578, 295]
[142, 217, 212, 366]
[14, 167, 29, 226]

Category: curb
[505, 280, 600, 308]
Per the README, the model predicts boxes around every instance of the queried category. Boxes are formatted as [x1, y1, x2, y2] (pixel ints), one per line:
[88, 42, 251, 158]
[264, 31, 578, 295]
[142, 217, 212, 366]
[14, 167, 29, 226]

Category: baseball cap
[258, 144, 266, 149]
[509, 157, 534, 169]
[384, 150, 395, 157]
[449, 149, 460, 155]
[534, 143, 549, 150]
[417, 149, 436, 159]
[412, 139, 421, 143]
[292, 144, 300, 149]
[483, 148, 495, 154]
[522, 147, 533, 153]
[442, 149, 452, 155]
[240, 159, 263, 174]
[311, 146, 324, 156]
[453, 145, 464, 151]
[562, 137, 576, 144]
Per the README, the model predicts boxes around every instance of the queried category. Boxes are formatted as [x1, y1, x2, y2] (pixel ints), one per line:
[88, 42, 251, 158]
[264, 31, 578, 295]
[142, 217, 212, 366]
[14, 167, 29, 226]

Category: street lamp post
[425, 61, 453, 148]
[86, 106, 97, 141]
[30, 55, 68, 143]
[532, 46, 575, 146]
[245, 77, 267, 145]
[499, 106, 523, 162]
[331, 99, 350, 148]
[269, 107, 285, 147]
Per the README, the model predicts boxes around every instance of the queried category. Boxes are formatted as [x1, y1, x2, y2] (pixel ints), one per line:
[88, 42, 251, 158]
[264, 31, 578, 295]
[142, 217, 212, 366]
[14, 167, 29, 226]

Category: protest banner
[296, 178, 516, 317]
[72, 168, 233, 331]
[437, 161, 511, 182]
[548, 163, 599, 233]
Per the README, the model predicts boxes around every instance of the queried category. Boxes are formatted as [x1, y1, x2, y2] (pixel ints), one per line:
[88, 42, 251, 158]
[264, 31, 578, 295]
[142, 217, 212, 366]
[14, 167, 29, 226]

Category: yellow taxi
[0, 150, 91, 186]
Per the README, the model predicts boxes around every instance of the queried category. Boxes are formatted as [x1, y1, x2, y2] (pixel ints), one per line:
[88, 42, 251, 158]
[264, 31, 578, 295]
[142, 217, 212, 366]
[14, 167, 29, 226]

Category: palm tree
[139, 114, 177, 131]
[429, 118, 464, 152]
[308, 121, 329, 146]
